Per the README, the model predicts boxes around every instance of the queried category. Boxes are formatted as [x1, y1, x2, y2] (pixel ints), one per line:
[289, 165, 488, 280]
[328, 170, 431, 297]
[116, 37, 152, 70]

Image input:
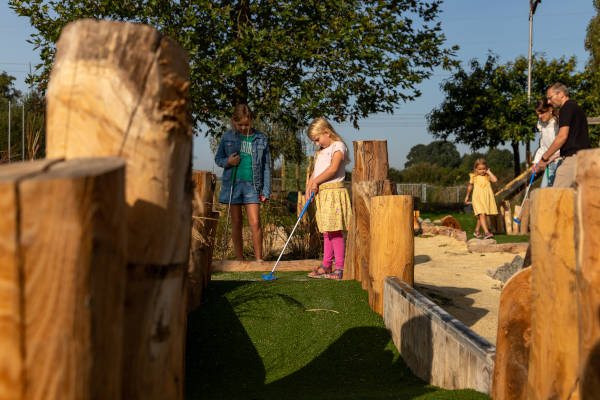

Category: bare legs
[474, 213, 490, 235]
[229, 203, 263, 261]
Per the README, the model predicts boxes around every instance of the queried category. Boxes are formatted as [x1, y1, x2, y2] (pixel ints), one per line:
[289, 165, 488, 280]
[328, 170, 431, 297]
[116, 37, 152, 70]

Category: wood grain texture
[575, 149, 600, 398]
[527, 188, 579, 400]
[187, 171, 218, 312]
[491, 267, 531, 400]
[352, 140, 389, 181]
[0, 158, 126, 400]
[368, 195, 414, 315]
[518, 199, 530, 235]
[503, 200, 513, 235]
[46, 19, 193, 265]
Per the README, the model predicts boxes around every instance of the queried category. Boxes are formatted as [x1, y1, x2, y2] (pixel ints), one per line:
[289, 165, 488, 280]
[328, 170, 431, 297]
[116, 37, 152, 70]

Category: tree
[586, 0, 600, 72]
[404, 140, 460, 168]
[9, 0, 458, 138]
[0, 72, 22, 100]
[427, 53, 579, 177]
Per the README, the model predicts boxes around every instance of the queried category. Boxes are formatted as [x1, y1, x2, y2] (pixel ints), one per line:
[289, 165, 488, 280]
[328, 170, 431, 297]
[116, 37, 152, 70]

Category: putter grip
[299, 192, 314, 218]
[231, 165, 238, 184]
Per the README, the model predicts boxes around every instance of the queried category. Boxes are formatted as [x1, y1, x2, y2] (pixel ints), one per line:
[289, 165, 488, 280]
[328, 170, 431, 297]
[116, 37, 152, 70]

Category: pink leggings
[322, 231, 345, 270]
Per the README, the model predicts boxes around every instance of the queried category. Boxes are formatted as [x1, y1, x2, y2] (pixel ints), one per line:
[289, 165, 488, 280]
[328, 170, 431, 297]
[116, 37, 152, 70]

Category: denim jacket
[215, 128, 271, 199]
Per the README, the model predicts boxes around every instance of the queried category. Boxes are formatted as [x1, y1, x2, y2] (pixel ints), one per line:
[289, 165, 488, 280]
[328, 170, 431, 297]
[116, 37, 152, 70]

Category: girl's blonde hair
[307, 118, 348, 162]
[231, 104, 253, 133]
[473, 158, 488, 172]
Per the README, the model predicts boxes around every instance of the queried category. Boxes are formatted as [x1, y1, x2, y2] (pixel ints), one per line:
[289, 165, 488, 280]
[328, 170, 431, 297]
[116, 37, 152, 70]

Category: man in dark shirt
[537, 82, 591, 187]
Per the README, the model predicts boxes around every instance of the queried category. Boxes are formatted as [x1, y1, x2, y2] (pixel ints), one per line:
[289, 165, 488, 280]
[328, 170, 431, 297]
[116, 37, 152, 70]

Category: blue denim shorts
[219, 180, 260, 204]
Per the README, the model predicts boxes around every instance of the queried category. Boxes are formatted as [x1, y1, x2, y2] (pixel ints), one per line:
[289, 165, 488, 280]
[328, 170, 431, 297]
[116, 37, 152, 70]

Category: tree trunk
[575, 149, 600, 398]
[511, 140, 521, 177]
[491, 267, 531, 400]
[0, 158, 126, 400]
[353, 140, 389, 181]
[527, 188, 579, 399]
[295, 162, 300, 191]
[45, 20, 192, 400]
[368, 195, 414, 315]
[281, 155, 286, 196]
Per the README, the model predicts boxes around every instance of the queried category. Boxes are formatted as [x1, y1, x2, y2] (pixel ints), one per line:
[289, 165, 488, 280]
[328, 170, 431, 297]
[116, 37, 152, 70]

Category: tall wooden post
[368, 195, 414, 315]
[45, 20, 192, 400]
[575, 149, 600, 397]
[345, 140, 394, 282]
[491, 267, 532, 400]
[527, 188, 579, 399]
[0, 158, 126, 400]
[188, 170, 218, 312]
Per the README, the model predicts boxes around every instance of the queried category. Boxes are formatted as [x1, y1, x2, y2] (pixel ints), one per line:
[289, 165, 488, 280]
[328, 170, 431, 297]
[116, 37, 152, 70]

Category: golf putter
[262, 192, 315, 281]
[514, 164, 537, 225]
[221, 164, 238, 259]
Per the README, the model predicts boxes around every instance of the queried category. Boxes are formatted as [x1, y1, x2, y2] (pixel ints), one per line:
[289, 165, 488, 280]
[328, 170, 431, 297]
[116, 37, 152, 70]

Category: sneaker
[473, 231, 483, 239]
[484, 232, 494, 239]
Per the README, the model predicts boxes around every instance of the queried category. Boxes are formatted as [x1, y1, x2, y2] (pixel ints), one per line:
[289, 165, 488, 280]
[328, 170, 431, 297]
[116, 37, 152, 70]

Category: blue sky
[0, 0, 594, 173]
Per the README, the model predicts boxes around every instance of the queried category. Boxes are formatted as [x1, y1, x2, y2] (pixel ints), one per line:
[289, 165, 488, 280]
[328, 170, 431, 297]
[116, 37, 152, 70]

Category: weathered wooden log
[46, 19, 192, 265]
[187, 170, 218, 312]
[503, 200, 513, 235]
[575, 149, 600, 398]
[45, 20, 192, 400]
[348, 180, 396, 286]
[345, 140, 391, 281]
[368, 195, 414, 315]
[491, 267, 531, 400]
[495, 168, 541, 202]
[353, 140, 389, 181]
[512, 205, 521, 234]
[526, 188, 579, 399]
[0, 158, 126, 400]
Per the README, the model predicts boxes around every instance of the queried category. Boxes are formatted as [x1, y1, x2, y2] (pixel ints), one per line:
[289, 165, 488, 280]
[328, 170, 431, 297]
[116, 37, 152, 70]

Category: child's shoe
[473, 231, 483, 239]
[484, 232, 494, 239]
[328, 269, 343, 280]
[308, 265, 331, 278]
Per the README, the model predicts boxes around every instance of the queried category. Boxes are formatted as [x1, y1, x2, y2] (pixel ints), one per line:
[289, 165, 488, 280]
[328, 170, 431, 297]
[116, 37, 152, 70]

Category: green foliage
[586, 0, 600, 72]
[9, 0, 458, 138]
[187, 272, 490, 399]
[0, 72, 46, 162]
[395, 161, 468, 186]
[427, 54, 583, 177]
[404, 140, 461, 168]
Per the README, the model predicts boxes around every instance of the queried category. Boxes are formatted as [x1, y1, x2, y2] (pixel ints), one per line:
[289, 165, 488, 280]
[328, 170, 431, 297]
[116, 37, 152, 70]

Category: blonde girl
[533, 98, 561, 187]
[464, 158, 498, 239]
[215, 104, 271, 261]
[305, 118, 352, 280]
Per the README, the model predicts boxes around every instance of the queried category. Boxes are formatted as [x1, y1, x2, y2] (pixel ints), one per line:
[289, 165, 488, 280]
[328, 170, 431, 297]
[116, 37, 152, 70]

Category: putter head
[261, 273, 277, 281]
[513, 218, 521, 225]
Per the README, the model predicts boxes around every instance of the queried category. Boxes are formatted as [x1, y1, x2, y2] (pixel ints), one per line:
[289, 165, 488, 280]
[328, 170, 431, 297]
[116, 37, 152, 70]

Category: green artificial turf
[419, 212, 530, 243]
[186, 271, 490, 400]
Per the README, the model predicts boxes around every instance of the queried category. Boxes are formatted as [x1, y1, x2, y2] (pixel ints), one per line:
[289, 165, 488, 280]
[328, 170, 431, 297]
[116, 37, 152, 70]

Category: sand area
[414, 234, 526, 345]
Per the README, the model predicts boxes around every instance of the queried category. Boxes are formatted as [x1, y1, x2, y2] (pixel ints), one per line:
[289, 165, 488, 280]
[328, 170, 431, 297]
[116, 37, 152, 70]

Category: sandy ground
[414, 235, 525, 345]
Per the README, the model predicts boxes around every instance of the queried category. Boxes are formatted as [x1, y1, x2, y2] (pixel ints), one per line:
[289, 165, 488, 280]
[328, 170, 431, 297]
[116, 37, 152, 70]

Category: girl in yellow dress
[464, 158, 498, 239]
[305, 118, 352, 280]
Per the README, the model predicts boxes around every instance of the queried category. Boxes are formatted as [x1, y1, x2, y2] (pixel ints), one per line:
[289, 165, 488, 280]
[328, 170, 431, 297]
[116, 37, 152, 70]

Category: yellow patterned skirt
[315, 182, 352, 233]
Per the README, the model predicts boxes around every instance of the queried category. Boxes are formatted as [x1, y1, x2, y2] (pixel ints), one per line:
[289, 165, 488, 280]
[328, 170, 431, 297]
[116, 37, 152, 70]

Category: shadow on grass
[186, 279, 488, 400]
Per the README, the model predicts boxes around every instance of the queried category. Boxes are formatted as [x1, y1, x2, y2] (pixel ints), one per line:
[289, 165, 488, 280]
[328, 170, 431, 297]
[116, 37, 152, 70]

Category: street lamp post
[527, 0, 541, 165]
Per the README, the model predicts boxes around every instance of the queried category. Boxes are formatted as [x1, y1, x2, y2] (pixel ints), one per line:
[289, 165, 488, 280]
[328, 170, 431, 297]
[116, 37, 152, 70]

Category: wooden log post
[345, 140, 393, 281]
[368, 195, 414, 315]
[512, 205, 521, 234]
[0, 158, 126, 400]
[187, 170, 218, 312]
[527, 188, 579, 399]
[575, 149, 600, 398]
[45, 20, 192, 400]
[503, 200, 513, 235]
[491, 267, 532, 400]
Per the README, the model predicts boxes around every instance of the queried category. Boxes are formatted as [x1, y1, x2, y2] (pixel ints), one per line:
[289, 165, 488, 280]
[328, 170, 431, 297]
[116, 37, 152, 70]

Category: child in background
[533, 98, 561, 187]
[464, 158, 498, 239]
[215, 104, 271, 261]
[306, 118, 352, 280]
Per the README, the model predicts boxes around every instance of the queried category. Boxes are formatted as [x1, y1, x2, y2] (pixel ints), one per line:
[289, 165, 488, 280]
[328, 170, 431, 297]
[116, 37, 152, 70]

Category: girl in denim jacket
[215, 104, 271, 261]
